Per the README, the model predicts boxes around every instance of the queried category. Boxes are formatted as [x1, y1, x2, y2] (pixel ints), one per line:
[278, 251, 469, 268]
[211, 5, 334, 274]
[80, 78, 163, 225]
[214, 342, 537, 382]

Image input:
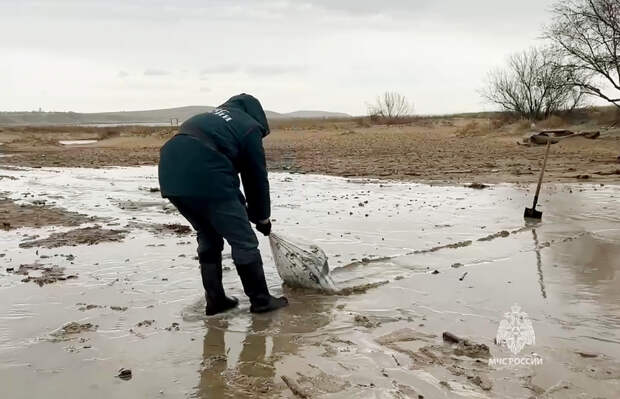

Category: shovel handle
[532, 139, 551, 209]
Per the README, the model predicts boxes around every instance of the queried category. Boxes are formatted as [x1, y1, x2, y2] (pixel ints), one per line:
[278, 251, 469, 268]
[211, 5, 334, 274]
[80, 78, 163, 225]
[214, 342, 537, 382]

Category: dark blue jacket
[158, 94, 270, 223]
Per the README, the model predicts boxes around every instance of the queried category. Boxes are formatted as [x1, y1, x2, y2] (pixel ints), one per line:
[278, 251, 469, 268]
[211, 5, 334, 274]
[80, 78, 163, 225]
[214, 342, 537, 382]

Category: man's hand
[255, 219, 271, 236]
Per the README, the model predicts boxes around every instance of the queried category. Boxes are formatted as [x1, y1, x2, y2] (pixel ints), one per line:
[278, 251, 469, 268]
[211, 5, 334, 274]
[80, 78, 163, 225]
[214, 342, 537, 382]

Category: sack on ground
[269, 232, 336, 292]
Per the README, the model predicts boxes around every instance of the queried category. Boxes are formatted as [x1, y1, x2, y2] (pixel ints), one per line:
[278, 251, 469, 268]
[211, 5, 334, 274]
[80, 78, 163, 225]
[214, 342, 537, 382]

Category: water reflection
[531, 229, 547, 299]
[199, 319, 229, 397]
[550, 232, 620, 302]
[197, 289, 336, 398]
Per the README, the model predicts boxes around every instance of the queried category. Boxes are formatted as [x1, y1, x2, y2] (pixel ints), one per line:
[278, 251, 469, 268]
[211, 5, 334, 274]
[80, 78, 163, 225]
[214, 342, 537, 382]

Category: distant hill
[0, 106, 351, 125]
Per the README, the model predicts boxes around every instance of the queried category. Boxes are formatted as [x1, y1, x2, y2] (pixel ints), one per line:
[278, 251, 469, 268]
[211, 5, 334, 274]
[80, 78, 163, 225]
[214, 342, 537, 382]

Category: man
[158, 93, 288, 315]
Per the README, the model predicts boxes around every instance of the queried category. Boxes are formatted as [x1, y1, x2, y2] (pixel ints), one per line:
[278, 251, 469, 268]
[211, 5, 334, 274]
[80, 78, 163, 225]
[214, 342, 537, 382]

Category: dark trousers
[168, 196, 261, 265]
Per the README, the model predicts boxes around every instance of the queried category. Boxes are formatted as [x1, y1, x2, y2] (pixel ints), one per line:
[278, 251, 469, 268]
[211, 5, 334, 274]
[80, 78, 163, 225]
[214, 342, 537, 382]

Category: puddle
[0, 166, 618, 398]
[58, 140, 98, 146]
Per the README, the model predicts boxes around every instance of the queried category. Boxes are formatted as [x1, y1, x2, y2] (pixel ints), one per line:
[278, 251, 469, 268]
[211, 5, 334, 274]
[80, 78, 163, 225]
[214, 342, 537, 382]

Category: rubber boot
[200, 262, 239, 316]
[234, 260, 288, 313]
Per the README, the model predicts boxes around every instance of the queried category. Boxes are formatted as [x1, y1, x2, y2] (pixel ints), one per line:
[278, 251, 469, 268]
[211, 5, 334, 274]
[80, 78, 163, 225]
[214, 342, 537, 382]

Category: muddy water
[0, 166, 618, 398]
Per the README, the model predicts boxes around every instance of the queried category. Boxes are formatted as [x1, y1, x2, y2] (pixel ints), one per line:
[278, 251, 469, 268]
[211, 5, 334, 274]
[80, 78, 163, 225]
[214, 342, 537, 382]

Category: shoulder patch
[211, 108, 232, 122]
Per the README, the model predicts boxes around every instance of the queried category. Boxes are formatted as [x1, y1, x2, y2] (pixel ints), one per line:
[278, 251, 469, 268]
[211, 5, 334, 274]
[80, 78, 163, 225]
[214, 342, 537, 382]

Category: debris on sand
[522, 375, 546, 395]
[377, 328, 493, 393]
[412, 240, 473, 254]
[576, 351, 598, 358]
[451, 262, 463, 268]
[452, 340, 491, 359]
[8, 262, 77, 286]
[165, 322, 180, 331]
[333, 280, 389, 296]
[287, 366, 351, 396]
[201, 354, 227, 369]
[468, 375, 493, 391]
[115, 200, 164, 211]
[77, 303, 103, 311]
[136, 320, 155, 327]
[443, 331, 491, 359]
[346, 238, 477, 267]
[0, 197, 97, 231]
[449, 364, 493, 391]
[158, 224, 192, 235]
[58, 322, 97, 334]
[326, 335, 355, 346]
[353, 314, 381, 328]
[477, 230, 510, 242]
[127, 221, 192, 236]
[50, 322, 97, 342]
[395, 383, 424, 398]
[527, 130, 600, 145]
[19, 226, 127, 248]
[376, 328, 436, 345]
[442, 331, 462, 344]
[139, 186, 160, 193]
[465, 182, 489, 189]
[595, 169, 620, 176]
[117, 368, 132, 380]
[459, 272, 468, 281]
[340, 255, 392, 268]
[281, 375, 310, 398]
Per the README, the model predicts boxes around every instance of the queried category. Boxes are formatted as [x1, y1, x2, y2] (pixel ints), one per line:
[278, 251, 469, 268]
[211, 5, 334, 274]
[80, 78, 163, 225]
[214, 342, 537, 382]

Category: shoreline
[2, 150, 619, 184]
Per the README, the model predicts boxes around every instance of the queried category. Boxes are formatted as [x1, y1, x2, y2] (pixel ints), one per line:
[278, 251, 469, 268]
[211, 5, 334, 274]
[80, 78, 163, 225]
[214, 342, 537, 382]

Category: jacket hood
[220, 93, 270, 137]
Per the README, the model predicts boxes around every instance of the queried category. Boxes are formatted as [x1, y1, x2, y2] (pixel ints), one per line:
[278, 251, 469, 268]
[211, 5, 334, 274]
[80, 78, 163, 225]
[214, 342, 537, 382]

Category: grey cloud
[200, 65, 240, 75]
[1, 0, 558, 115]
[144, 68, 170, 76]
[1, 1, 549, 24]
[245, 65, 308, 76]
[298, 0, 541, 18]
[298, 0, 432, 15]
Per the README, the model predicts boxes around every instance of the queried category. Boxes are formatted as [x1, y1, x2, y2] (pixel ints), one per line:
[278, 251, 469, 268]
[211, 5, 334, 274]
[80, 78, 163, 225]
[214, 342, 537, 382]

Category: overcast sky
[1, 0, 556, 115]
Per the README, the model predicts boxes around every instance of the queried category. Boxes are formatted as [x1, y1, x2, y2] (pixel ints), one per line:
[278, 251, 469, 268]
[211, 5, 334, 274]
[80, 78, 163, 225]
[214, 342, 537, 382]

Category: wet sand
[0, 195, 98, 231]
[0, 165, 619, 398]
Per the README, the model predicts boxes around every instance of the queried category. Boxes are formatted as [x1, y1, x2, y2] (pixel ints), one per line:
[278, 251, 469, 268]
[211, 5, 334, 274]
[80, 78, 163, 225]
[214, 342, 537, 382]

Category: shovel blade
[524, 207, 542, 219]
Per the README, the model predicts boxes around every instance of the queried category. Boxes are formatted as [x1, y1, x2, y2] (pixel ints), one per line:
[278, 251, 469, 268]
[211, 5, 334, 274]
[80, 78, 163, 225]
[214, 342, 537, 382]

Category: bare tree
[545, 0, 620, 108]
[368, 92, 413, 123]
[482, 47, 586, 120]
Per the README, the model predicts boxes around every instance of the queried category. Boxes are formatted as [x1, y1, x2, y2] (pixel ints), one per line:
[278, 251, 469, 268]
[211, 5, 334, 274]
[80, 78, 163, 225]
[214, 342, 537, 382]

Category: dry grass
[455, 120, 491, 136]
[537, 115, 569, 129]
[268, 117, 353, 131]
[263, 115, 619, 183]
[512, 119, 533, 133]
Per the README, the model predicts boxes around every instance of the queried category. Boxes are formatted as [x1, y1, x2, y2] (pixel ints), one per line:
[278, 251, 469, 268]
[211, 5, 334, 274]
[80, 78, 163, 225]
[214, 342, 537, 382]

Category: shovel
[524, 139, 551, 219]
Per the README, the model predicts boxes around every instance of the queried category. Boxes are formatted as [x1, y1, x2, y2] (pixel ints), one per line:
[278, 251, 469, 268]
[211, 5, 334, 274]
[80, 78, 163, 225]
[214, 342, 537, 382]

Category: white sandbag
[269, 232, 337, 292]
